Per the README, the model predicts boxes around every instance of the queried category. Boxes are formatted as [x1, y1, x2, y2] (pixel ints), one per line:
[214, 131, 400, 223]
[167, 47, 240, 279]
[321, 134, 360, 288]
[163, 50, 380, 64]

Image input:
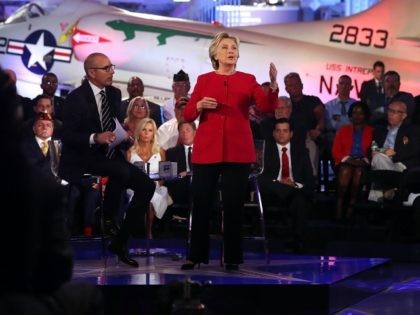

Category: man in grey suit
[59, 52, 155, 267]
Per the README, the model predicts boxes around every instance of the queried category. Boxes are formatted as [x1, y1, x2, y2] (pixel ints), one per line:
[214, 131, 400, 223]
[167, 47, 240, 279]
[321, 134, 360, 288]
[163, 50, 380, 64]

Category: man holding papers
[59, 52, 155, 267]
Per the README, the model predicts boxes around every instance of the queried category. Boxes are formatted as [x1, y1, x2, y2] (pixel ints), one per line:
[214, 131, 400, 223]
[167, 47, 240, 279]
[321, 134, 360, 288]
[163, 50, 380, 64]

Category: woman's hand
[269, 62, 278, 90]
[197, 97, 218, 112]
[269, 62, 277, 83]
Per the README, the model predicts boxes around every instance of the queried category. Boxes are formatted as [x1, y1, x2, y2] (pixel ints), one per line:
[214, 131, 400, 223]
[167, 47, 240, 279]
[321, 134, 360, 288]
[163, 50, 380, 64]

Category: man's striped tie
[100, 90, 115, 132]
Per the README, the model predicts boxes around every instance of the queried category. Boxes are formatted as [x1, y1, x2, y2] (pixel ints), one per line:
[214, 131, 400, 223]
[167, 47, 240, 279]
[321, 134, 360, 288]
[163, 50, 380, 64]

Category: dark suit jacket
[414, 95, 420, 126]
[374, 123, 420, 170]
[258, 139, 315, 198]
[119, 98, 163, 128]
[166, 144, 187, 173]
[166, 144, 191, 204]
[19, 94, 34, 121]
[59, 79, 121, 182]
[21, 135, 55, 180]
[51, 95, 66, 121]
[360, 78, 381, 103]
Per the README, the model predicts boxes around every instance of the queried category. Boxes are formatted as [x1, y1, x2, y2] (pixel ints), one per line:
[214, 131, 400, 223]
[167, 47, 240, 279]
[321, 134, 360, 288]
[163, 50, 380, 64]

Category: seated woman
[332, 101, 373, 221]
[112, 96, 151, 163]
[123, 96, 150, 138]
[126, 117, 170, 239]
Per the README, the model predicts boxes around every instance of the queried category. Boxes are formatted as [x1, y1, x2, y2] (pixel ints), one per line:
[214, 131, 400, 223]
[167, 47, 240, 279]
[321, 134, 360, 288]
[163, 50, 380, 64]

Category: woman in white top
[126, 117, 169, 239]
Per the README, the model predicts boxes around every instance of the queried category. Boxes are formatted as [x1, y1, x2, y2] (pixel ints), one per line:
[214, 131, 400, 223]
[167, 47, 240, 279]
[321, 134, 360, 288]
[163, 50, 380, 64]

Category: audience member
[162, 70, 190, 121]
[332, 101, 373, 221]
[324, 74, 357, 153]
[126, 117, 169, 239]
[368, 100, 420, 202]
[157, 96, 189, 150]
[40, 72, 65, 120]
[260, 96, 305, 145]
[360, 60, 385, 104]
[59, 52, 155, 267]
[284, 72, 325, 179]
[0, 67, 103, 315]
[166, 121, 196, 205]
[21, 112, 58, 180]
[368, 70, 415, 126]
[258, 118, 315, 252]
[119, 76, 163, 127]
[181, 31, 278, 271]
[22, 94, 63, 138]
[123, 96, 150, 138]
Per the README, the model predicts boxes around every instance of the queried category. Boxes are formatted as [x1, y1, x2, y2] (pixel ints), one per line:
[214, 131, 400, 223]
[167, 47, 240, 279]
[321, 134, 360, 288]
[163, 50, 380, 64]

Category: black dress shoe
[108, 240, 139, 268]
[181, 261, 200, 270]
[225, 264, 239, 271]
[104, 219, 120, 236]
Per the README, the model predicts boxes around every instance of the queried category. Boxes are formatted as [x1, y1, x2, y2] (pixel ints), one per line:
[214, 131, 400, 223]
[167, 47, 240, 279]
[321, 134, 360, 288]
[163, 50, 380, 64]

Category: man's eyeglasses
[90, 64, 116, 72]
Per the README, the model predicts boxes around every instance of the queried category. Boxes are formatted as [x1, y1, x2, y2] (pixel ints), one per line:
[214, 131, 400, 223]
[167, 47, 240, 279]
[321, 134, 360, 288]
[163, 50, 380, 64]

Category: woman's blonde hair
[209, 32, 240, 70]
[131, 117, 160, 155]
[124, 96, 150, 124]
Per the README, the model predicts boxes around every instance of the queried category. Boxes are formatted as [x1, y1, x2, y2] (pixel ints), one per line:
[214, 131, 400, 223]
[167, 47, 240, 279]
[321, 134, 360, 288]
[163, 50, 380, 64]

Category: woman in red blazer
[332, 101, 374, 221]
[182, 32, 278, 270]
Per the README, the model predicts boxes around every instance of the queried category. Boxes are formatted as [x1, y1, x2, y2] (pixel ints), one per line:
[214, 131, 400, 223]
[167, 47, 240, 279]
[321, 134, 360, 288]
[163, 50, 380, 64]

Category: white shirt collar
[35, 136, 51, 146]
[276, 142, 291, 152]
[89, 81, 103, 96]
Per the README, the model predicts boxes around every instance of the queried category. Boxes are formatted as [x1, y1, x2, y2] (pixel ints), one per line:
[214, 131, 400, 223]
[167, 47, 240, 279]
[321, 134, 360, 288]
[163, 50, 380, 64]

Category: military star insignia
[25, 32, 54, 69]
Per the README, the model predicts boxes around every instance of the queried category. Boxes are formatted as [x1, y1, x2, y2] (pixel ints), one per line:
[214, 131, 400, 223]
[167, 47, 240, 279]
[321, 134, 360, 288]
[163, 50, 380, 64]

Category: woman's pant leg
[221, 163, 250, 264]
[188, 163, 220, 263]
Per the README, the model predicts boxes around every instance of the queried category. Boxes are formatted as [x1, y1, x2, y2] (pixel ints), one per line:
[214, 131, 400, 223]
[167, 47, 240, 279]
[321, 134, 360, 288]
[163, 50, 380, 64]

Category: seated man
[166, 121, 196, 205]
[22, 113, 100, 237]
[21, 112, 58, 181]
[59, 52, 155, 267]
[258, 118, 315, 252]
[368, 100, 420, 202]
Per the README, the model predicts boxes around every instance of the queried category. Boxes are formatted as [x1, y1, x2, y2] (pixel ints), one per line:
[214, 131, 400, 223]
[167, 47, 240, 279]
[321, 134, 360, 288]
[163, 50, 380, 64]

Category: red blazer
[332, 124, 374, 165]
[183, 71, 278, 164]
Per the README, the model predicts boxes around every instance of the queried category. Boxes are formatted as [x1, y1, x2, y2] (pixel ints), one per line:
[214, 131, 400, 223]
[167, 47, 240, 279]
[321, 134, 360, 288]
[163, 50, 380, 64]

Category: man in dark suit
[166, 121, 196, 205]
[258, 118, 315, 252]
[119, 76, 163, 127]
[21, 112, 57, 181]
[368, 100, 420, 201]
[360, 60, 385, 104]
[59, 52, 155, 267]
[40, 72, 66, 121]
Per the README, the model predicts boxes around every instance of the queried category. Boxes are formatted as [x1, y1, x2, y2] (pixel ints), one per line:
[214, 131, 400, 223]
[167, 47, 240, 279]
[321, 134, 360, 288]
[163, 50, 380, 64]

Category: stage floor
[71, 238, 393, 314]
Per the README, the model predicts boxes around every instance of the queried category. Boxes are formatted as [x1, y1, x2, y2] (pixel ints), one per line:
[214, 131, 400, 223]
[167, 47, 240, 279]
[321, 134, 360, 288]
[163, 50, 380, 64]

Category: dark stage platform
[70, 238, 392, 315]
